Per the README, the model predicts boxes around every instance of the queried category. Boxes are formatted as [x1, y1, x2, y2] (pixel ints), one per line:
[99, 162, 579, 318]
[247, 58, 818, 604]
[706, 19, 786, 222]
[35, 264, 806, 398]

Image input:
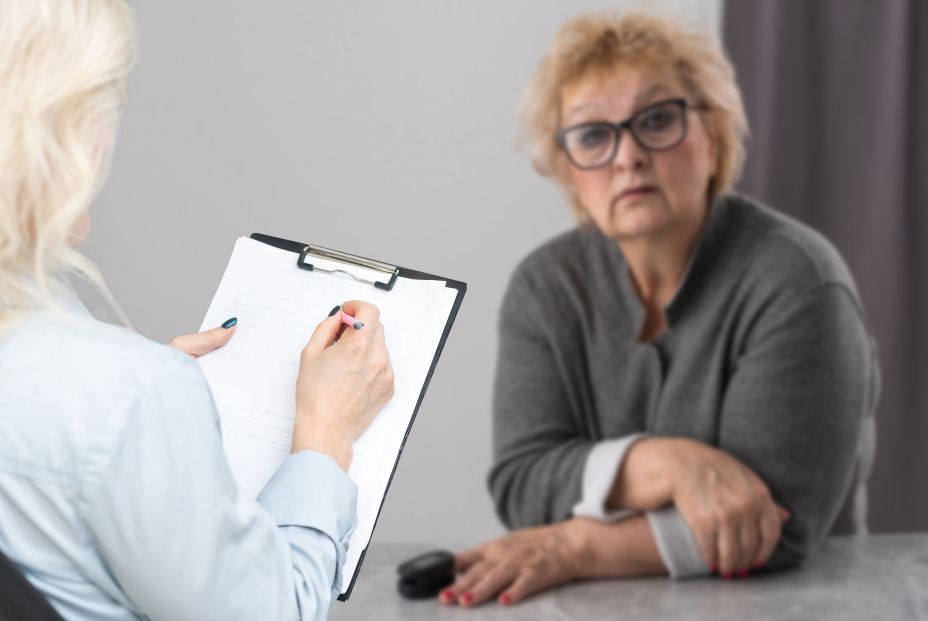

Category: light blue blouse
[0, 290, 357, 620]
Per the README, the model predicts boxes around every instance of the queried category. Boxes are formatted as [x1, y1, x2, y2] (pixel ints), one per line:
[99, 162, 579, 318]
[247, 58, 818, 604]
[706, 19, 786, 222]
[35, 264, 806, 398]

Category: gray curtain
[724, 0, 927, 533]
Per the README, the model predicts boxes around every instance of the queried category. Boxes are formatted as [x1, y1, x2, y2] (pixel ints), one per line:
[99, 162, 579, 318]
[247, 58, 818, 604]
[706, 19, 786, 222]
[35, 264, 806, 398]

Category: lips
[617, 185, 657, 202]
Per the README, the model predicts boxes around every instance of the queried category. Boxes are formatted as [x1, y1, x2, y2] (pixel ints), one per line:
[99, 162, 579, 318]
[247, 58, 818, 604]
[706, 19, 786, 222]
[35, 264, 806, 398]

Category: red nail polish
[710, 565, 718, 573]
[500, 593, 512, 605]
[737, 568, 749, 578]
[461, 592, 474, 605]
[440, 588, 455, 602]
[723, 572, 733, 580]
[753, 561, 766, 570]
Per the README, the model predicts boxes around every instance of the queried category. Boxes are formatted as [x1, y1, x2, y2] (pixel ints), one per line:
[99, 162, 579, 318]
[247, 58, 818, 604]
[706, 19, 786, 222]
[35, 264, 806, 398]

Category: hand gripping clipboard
[250, 233, 466, 601]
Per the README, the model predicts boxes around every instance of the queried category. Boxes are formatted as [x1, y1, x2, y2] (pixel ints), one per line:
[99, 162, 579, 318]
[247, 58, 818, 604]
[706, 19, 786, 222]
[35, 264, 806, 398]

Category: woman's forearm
[604, 438, 679, 512]
[566, 515, 667, 579]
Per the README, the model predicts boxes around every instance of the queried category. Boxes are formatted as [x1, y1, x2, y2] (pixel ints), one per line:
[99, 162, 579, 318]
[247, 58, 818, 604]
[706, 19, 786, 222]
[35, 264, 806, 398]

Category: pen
[340, 312, 364, 331]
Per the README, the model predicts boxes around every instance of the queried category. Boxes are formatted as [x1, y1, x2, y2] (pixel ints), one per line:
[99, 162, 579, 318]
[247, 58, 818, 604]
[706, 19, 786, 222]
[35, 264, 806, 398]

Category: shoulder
[0, 305, 217, 490]
[44, 309, 197, 385]
[716, 193, 861, 301]
[512, 228, 589, 280]
[6, 307, 211, 447]
[504, 227, 607, 300]
[65, 315, 214, 429]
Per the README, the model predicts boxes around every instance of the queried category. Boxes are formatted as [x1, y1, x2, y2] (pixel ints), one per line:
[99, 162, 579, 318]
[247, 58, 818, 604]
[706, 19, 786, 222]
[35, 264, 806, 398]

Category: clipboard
[248, 233, 466, 601]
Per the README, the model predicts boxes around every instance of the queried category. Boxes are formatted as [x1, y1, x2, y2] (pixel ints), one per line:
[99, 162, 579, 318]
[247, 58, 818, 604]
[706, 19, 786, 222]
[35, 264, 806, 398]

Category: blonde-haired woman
[441, 12, 879, 608]
[0, 2, 393, 620]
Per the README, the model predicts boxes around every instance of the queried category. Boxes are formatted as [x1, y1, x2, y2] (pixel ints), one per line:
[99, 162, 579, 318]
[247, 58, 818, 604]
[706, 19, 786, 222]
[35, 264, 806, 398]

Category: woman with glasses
[0, 2, 394, 619]
[440, 12, 879, 608]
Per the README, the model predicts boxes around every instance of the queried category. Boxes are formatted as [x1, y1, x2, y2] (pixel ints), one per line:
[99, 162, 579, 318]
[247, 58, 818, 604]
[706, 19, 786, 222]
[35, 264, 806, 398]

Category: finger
[303, 308, 344, 356]
[735, 510, 759, 576]
[754, 502, 782, 569]
[449, 559, 493, 598]
[776, 504, 791, 522]
[465, 563, 520, 607]
[691, 517, 719, 572]
[717, 517, 739, 578]
[169, 321, 236, 357]
[340, 300, 381, 325]
[373, 322, 391, 366]
[374, 319, 388, 347]
[678, 497, 718, 572]
[455, 548, 483, 574]
[499, 568, 552, 606]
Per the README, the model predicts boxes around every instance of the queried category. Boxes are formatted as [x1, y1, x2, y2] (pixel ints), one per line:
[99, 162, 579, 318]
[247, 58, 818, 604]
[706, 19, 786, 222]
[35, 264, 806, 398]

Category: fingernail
[753, 561, 766, 570]
[461, 592, 474, 605]
[710, 565, 718, 573]
[737, 568, 749, 578]
[352, 321, 364, 330]
[499, 593, 512, 605]
[328, 305, 341, 317]
[723, 572, 733, 580]
[440, 588, 455, 603]
[221, 317, 237, 329]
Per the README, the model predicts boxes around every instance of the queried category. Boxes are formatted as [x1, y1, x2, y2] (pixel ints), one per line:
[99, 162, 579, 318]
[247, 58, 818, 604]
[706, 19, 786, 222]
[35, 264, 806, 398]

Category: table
[330, 534, 928, 620]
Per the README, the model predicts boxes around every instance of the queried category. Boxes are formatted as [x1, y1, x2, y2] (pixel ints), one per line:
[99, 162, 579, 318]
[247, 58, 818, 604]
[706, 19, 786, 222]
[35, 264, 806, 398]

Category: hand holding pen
[291, 301, 395, 471]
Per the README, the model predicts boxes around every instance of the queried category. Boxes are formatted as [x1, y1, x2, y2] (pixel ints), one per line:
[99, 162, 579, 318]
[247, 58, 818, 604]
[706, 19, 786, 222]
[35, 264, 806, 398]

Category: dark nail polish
[352, 321, 364, 330]
[328, 305, 341, 317]
[221, 317, 237, 329]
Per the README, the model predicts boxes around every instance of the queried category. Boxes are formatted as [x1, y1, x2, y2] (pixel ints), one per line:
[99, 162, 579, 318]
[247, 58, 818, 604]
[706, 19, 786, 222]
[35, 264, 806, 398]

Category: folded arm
[603, 283, 876, 576]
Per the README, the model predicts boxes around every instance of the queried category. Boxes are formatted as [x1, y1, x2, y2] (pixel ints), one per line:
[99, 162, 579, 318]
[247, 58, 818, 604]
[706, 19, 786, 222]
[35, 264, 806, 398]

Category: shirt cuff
[258, 451, 358, 594]
[646, 506, 710, 579]
[257, 450, 358, 543]
[572, 434, 647, 521]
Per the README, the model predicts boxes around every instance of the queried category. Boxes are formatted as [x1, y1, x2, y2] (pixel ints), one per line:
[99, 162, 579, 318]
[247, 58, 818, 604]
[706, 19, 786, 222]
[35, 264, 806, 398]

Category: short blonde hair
[0, 0, 136, 330]
[520, 12, 748, 221]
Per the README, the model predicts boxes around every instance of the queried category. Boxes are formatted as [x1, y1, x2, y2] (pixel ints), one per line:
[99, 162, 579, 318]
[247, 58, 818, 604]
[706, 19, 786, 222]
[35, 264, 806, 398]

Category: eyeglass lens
[562, 100, 686, 169]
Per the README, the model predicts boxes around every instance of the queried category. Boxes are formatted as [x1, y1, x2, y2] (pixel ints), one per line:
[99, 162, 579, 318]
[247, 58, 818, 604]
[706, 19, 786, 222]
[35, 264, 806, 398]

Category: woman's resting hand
[441, 522, 583, 608]
[292, 301, 395, 470]
[643, 438, 790, 577]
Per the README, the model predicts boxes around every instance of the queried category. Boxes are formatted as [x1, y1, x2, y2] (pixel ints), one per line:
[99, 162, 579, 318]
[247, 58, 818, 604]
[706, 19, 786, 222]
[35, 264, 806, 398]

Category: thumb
[776, 505, 791, 522]
[169, 318, 237, 358]
[304, 306, 345, 356]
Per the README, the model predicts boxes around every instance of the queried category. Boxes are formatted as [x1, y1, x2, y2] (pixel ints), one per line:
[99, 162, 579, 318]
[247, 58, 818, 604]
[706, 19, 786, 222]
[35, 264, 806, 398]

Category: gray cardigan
[488, 193, 879, 574]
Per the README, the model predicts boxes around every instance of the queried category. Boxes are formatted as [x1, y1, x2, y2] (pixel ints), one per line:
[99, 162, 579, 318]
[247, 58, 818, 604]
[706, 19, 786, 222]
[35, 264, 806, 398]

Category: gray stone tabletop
[329, 534, 928, 620]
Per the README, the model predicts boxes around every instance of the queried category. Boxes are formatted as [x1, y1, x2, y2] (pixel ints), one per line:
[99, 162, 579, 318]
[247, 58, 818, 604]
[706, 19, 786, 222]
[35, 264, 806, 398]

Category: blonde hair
[520, 12, 748, 222]
[0, 0, 136, 331]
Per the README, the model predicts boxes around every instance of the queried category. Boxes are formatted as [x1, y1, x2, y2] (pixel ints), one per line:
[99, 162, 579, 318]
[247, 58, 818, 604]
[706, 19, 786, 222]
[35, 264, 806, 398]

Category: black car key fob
[397, 549, 456, 599]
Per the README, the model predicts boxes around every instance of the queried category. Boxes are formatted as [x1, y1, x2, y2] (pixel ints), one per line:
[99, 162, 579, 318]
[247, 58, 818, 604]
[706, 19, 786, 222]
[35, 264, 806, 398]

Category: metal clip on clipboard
[297, 244, 400, 291]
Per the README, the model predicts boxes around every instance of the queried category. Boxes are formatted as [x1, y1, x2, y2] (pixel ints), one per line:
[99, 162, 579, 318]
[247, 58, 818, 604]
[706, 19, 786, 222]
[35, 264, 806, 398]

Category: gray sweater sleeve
[719, 282, 875, 568]
[488, 273, 594, 528]
[687, 282, 874, 572]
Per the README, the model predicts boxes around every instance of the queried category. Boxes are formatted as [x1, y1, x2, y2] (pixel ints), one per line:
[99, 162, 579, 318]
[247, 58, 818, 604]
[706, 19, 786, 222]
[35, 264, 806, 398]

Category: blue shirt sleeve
[76, 352, 356, 621]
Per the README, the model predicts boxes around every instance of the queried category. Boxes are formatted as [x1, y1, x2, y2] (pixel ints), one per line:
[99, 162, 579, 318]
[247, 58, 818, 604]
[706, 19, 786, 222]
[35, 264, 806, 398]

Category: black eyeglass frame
[555, 97, 706, 170]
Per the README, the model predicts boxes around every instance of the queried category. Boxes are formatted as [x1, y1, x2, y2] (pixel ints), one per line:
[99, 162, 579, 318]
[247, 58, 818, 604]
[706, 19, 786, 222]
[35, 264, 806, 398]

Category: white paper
[197, 237, 458, 594]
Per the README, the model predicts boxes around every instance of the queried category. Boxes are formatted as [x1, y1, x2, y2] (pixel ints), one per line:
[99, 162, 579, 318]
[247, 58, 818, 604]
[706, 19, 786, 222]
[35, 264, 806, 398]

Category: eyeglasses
[556, 98, 705, 170]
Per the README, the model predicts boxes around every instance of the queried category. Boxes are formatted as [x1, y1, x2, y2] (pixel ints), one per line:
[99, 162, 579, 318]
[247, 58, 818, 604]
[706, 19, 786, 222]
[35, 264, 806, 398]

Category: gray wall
[87, 0, 721, 546]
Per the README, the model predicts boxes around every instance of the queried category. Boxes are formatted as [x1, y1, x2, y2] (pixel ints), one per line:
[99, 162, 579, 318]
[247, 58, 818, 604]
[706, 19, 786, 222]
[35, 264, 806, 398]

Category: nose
[611, 128, 648, 171]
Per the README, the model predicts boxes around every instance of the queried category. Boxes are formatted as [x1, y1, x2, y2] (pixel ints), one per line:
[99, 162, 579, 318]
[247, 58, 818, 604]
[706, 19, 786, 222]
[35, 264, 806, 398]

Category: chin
[603, 210, 672, 242]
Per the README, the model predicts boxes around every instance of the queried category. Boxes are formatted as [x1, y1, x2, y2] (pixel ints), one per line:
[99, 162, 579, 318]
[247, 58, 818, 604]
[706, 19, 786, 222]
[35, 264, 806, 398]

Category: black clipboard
[251, 233, 466, 601]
